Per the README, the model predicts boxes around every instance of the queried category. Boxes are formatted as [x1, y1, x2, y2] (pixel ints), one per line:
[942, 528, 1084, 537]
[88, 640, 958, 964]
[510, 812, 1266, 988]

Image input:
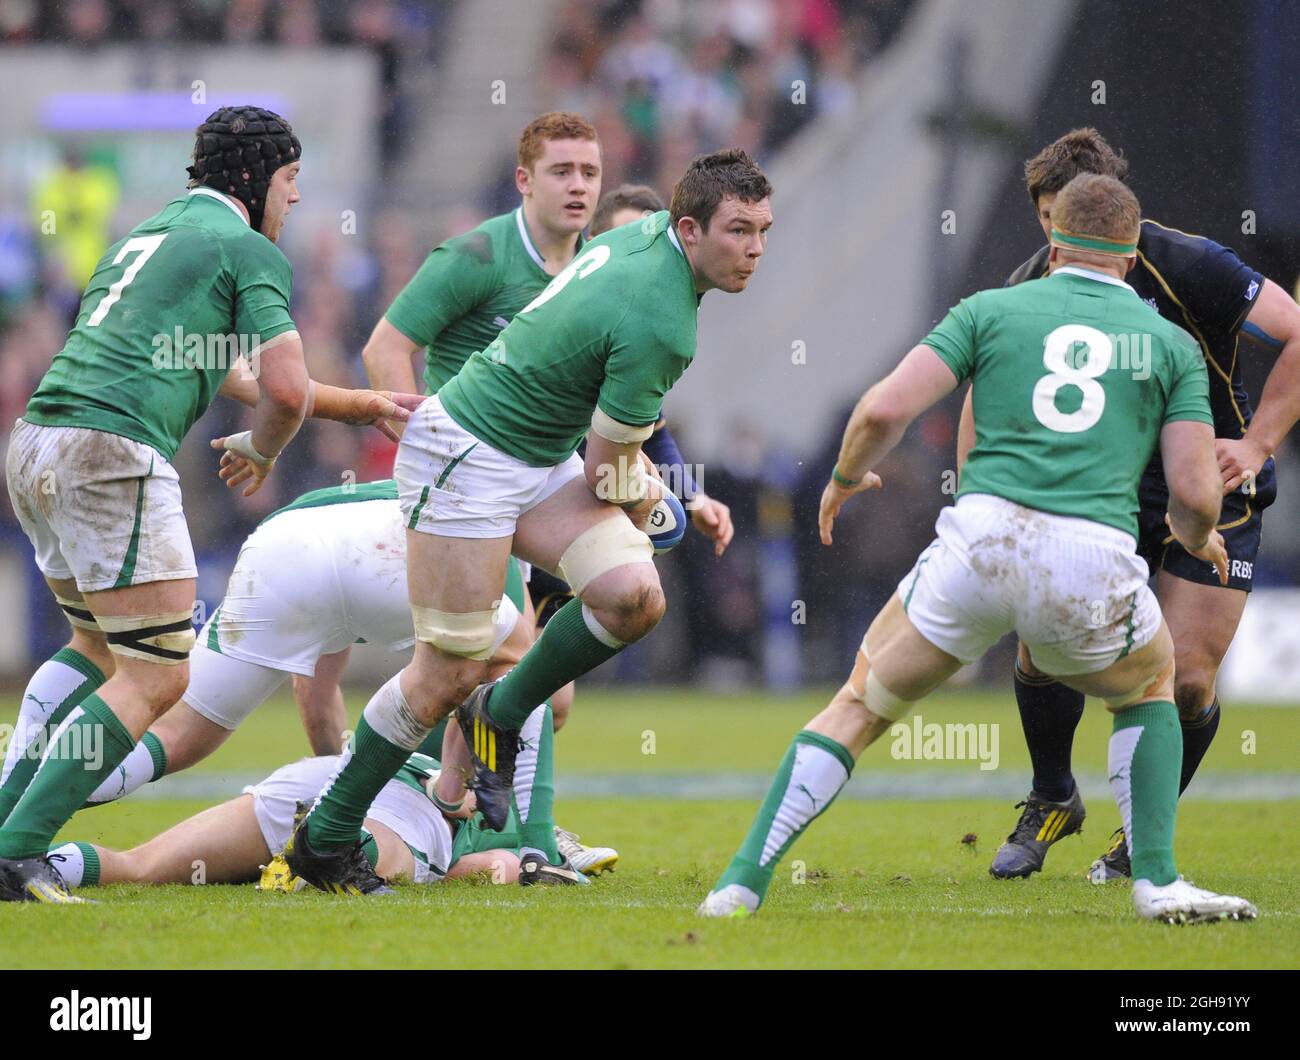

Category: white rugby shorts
[898, 493, 1161, 676]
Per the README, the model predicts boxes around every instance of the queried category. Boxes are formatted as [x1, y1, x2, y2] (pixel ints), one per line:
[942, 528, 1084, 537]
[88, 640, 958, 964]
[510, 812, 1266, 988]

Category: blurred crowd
[0, 0, 961, 684]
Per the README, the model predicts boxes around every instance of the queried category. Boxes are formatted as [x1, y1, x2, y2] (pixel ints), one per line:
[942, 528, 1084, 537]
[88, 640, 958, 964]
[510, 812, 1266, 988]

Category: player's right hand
[211, 431, 276, 497]
[1165, 514, 1229, 585]
[819, 472, 883, 546]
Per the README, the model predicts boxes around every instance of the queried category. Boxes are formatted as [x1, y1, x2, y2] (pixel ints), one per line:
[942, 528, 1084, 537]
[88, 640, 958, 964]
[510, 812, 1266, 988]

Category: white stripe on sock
[761, 743, 849, 866]
[1108, 725, 1143, 857]
[2, 659, 89, 784]
[85, 740, 154, 804]
[513, 705, 546, 821]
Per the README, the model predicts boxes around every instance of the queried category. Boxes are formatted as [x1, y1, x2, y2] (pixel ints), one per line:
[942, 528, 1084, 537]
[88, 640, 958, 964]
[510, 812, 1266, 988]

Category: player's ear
[515, 165, 532, 197]
[1122, 254, 1136, 275]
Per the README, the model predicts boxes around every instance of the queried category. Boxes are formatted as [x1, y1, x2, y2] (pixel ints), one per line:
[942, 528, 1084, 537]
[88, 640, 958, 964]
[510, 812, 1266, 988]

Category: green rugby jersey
[932, 266, 1212, 539]
[438, 211, 699, 467]
[384, 207, 561, 395]
[24, 188, 296, 461]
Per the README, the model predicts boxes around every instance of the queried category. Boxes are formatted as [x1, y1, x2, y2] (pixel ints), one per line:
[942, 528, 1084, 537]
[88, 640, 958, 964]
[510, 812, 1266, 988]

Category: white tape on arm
[591, 407, 654, 444]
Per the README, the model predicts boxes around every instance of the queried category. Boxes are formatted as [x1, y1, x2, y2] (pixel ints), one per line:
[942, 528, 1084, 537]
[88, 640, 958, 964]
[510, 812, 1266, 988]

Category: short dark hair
[669, 149, 772, 230]
[591, 183, 665, 236]
[1024, 128, 1129, 206]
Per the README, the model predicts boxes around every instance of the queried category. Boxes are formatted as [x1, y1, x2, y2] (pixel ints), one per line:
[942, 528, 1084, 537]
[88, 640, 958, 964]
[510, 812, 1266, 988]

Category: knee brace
[97, 611, 195, 665]
[55, 594, 100, 632]
[410, 594, 519, 660]
[557, 517, 653, 594]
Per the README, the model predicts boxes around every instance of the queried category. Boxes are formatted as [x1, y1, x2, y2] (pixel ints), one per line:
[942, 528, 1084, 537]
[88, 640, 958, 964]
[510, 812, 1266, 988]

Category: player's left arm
[290, 647, 351, 755]
[1220, 278, 1300, 492]
[643, 418, 733, 556]
[819, 344, 958, 545]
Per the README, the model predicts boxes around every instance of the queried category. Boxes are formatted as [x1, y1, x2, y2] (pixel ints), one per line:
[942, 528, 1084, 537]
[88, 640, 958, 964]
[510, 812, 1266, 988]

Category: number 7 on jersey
[85, 234, 168, 327]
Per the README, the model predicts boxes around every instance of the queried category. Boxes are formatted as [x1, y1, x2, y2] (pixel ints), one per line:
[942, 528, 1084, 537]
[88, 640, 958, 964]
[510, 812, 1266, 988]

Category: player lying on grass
[0, 107, 419, 904]
[285, 149, 773, 897]
[51, 479, 622, 878]
[967, 129, 1300, 882]
[47, 724, 525, 893]
[700, 173, 1256, 925]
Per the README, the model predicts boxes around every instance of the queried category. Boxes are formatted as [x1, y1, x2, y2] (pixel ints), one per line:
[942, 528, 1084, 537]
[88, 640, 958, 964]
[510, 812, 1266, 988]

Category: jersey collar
[188, 186, 249, 226]
[514, 207, 547, 270]
[1054, 264, 1136, 293]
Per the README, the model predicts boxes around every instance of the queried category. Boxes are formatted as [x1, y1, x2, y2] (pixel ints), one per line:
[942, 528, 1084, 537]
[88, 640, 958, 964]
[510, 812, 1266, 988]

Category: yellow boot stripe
[1035, 811, 1060, 842]
[488, 729, 496, 773]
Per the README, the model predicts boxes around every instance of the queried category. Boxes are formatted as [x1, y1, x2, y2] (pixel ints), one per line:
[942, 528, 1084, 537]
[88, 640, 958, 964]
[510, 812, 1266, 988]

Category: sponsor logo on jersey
[1245, 280, 1259, 301]
[493, 315, 510, 330]
[1143, 296, 1159, 310]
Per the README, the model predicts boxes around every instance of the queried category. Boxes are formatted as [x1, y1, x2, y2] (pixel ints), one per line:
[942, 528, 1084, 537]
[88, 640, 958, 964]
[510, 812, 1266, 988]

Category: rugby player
[286, 150, 774, 896]
[69, 479, 618, 877]
[0, 107, 418, 903]
[527, 182, 733, 629]
[969, 130, 1300, 881]
[700, 174, 1256, 924]
[48, 737, 525, 894]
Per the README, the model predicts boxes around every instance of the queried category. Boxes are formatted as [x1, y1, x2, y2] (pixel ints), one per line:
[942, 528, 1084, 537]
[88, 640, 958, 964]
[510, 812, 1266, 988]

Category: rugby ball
[647, 491, 687, 554]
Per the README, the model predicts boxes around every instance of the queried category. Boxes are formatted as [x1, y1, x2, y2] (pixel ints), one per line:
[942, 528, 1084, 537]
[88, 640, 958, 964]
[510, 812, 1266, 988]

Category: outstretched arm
[820, 344, 959, 544]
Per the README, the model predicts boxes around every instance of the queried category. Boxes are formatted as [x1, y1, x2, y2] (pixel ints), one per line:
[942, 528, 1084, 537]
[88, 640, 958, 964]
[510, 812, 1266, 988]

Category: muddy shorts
[897, 493, 1162, 676]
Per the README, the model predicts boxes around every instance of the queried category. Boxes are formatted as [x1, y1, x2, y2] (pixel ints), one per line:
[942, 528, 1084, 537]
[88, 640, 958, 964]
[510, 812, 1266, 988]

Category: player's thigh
[405, 528, 512, 611]
[863, 593, 965, 700]
[125, 795, 268, 885]
[1057, 619, 1175, 707]
[1156, 569, 1247, 700]
[514, 476, 660, 610]
[180, 638, 288, 739]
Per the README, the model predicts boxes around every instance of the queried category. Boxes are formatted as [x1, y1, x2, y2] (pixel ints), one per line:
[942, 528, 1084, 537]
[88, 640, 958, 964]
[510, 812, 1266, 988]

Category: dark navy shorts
[1137, 457, 1276, 592]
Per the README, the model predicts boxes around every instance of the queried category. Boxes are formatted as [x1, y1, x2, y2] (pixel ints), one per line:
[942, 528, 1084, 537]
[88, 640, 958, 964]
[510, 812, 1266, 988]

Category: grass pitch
[1, 689, 1296, 969]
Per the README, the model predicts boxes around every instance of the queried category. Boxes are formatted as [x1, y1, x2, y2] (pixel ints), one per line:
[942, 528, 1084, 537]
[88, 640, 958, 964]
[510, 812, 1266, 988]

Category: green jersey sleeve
[232, 235, 296, 345]
[1162, 332, 1214, 426]
[597, 293, 694, 428]
[921, 296, 979, 383]
[384, 230, 500, 347]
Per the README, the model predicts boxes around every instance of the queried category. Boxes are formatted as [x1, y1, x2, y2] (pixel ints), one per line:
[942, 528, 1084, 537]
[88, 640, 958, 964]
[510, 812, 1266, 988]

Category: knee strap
[557, 517, 653, 595]
[55, 594, 100, 632]
[97, 611, 195, 665]
[410, 595, 519, 660]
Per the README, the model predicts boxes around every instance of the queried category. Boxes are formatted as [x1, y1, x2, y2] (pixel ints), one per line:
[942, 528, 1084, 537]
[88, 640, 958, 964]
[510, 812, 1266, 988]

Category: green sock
[517, 703, 558, 862]
[142, 730, 168, 781]
[488, 600, 622, 730]
[0, 648, 105, 824]
[0, 693, 136, 859]
[306, 715, 415, 850]
[715, 730, 855, 904]
[1109, 701, 1181, 886]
